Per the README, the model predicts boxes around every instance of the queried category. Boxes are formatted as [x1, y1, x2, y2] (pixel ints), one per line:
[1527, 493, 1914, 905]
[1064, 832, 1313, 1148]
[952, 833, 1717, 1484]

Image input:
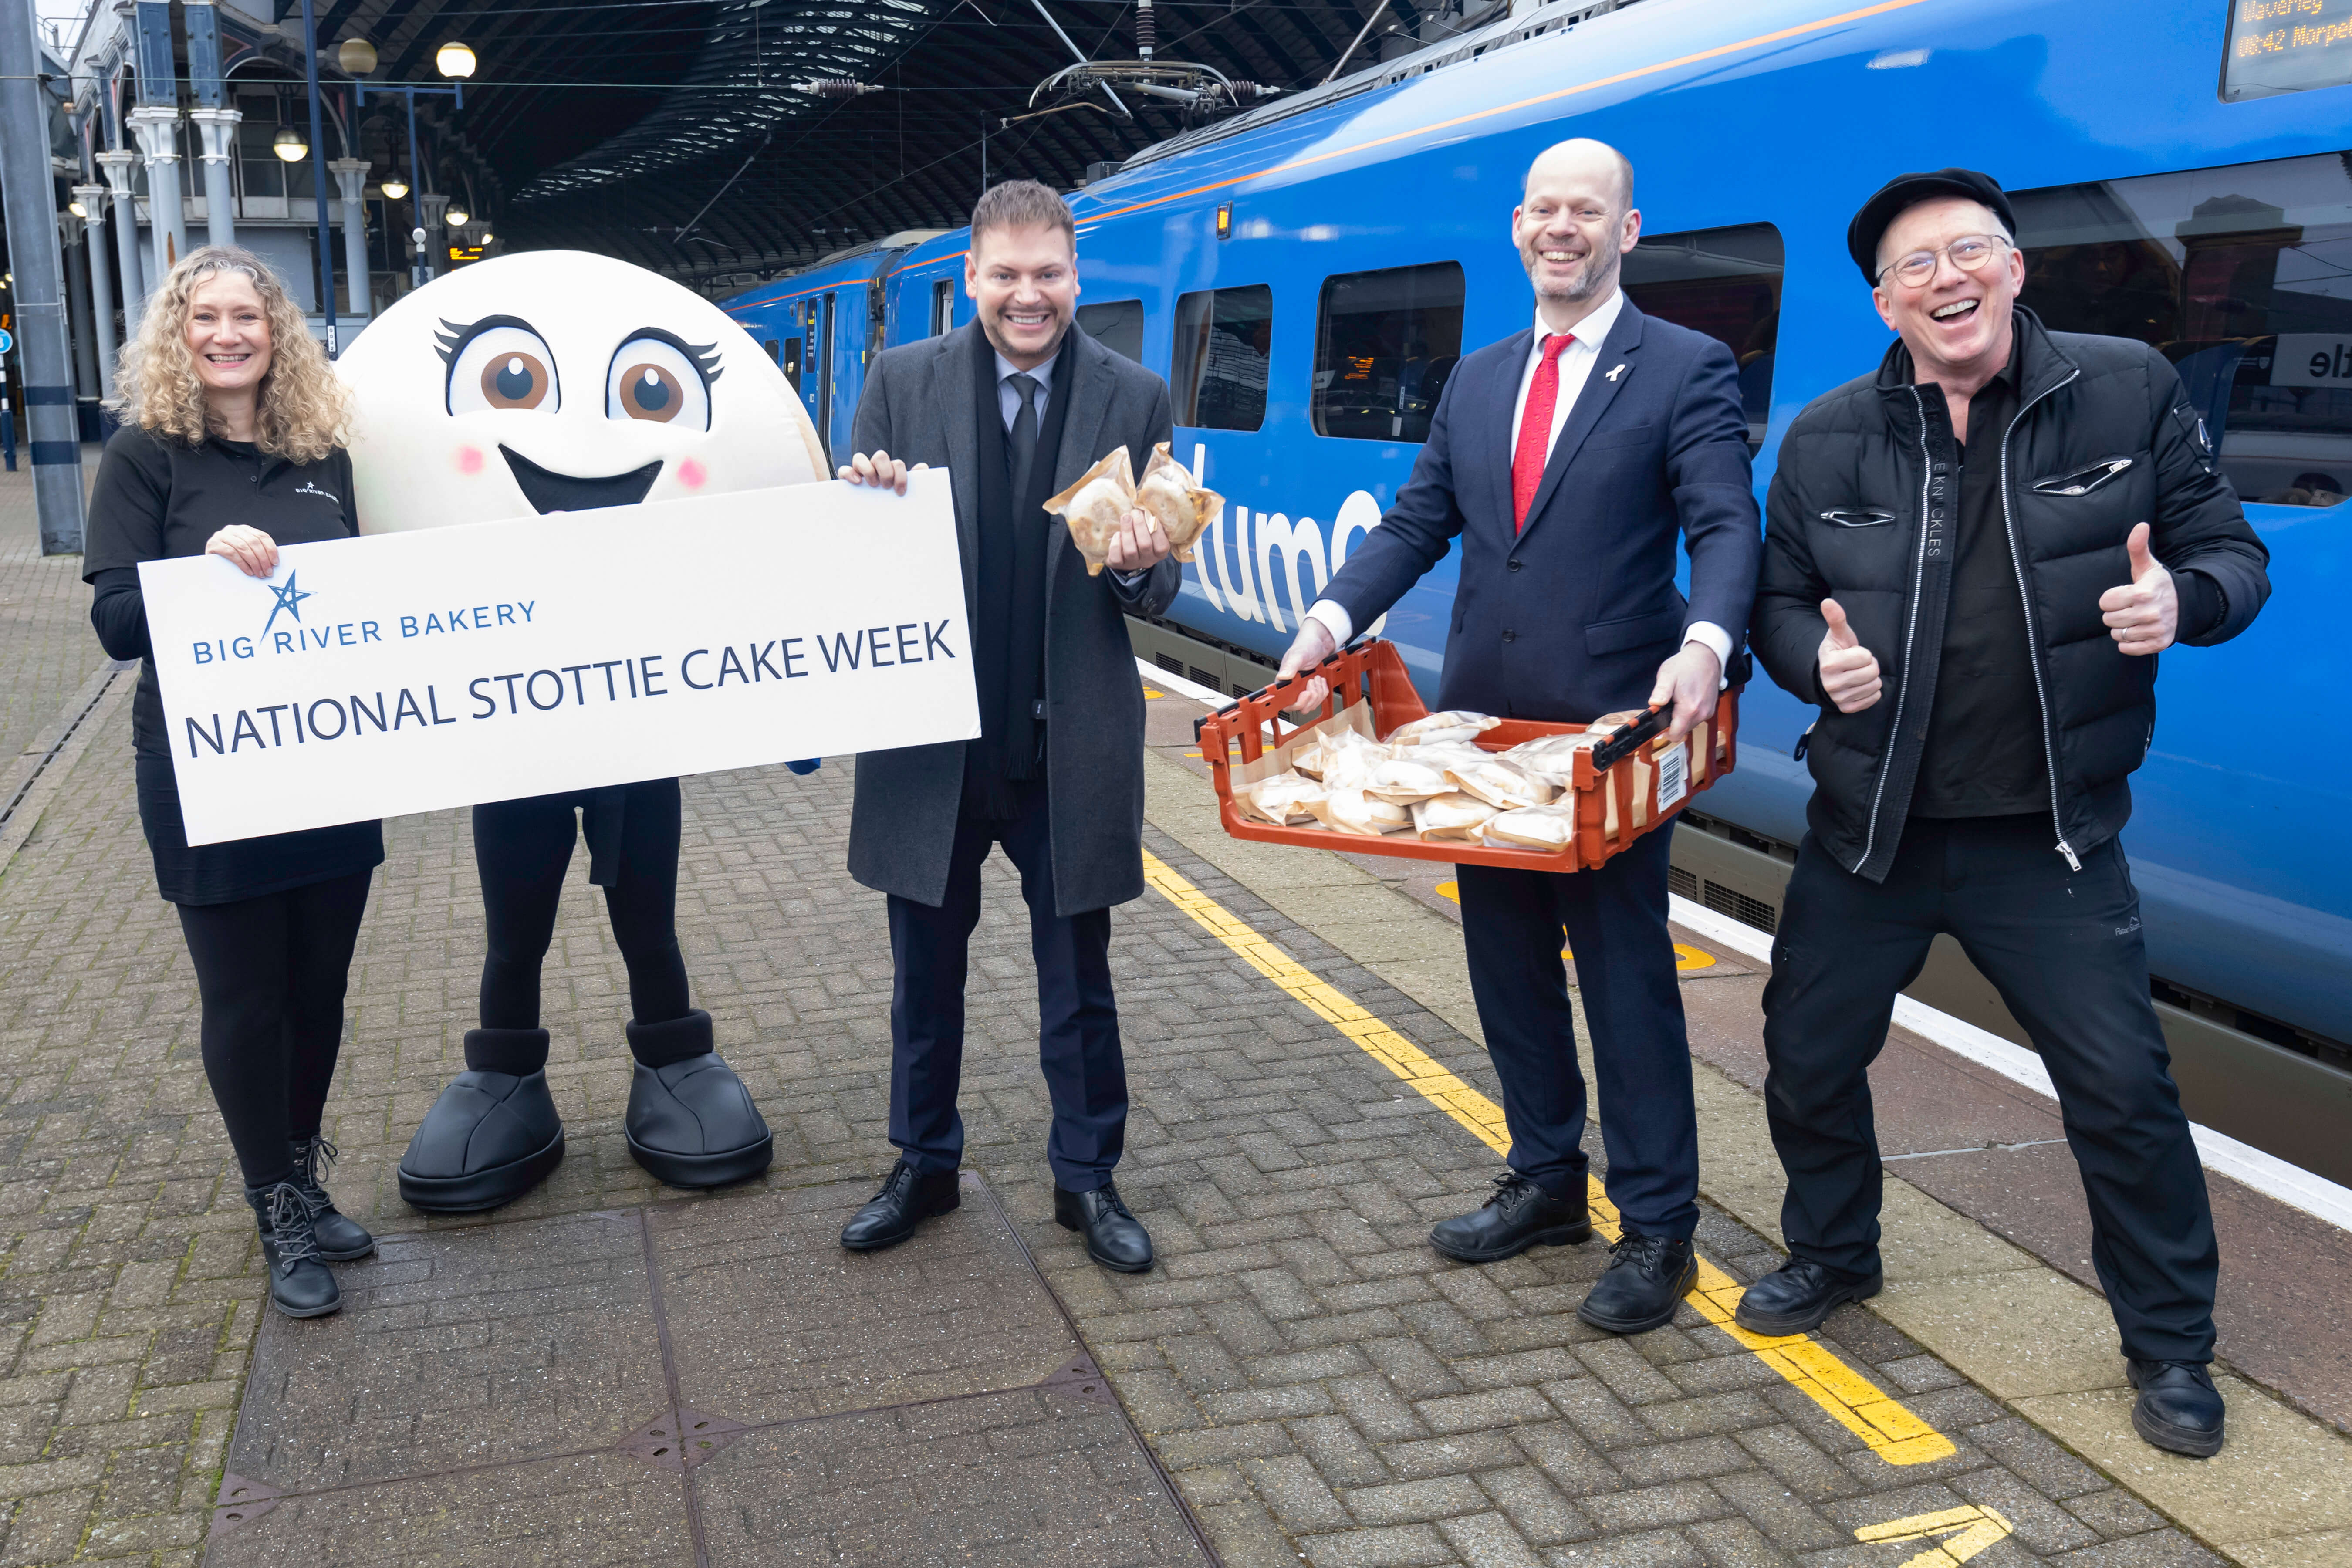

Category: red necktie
[1512, 333, 1573, 534]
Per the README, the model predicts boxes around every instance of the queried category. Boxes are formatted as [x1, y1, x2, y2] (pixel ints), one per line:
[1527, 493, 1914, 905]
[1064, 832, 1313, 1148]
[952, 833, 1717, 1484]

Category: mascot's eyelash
[618, 327, 723, 384]
[435, 315, 544, 367]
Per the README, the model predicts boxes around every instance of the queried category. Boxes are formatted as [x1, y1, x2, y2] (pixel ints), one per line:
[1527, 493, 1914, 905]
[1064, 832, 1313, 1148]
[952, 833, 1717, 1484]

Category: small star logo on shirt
[261, 571, 311, 635]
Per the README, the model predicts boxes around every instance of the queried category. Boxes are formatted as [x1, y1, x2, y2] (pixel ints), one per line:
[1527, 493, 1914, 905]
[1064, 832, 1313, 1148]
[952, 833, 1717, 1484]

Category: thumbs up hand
[1817, 598, 1882, 713]
[2099, 523, 2177, 656]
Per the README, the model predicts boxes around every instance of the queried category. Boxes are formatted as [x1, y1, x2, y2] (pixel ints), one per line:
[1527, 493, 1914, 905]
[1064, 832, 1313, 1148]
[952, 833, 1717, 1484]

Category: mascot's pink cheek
[455, 445, 485, 476]
[678, 458, 708, 490]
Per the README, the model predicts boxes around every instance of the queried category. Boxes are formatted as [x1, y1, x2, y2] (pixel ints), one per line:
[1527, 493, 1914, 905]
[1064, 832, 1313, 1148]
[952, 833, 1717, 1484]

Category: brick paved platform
[0, 485, 2340, 1567]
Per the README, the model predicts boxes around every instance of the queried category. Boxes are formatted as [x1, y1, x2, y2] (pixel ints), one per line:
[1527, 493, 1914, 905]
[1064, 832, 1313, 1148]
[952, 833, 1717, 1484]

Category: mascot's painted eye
[446, 321, 562, 416]
[605, 331, 716, 431]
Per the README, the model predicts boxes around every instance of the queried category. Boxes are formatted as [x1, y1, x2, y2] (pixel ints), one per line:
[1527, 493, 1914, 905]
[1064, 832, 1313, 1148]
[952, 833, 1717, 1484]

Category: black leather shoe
[398, 1063, 566, 1213]
[1578, 1233, 1698, 1335]
[622, 1017, 773, 1188]
[841, 1160, 960, 1251]
[288, 1135, 374, 1260]
[2128, 1359, 2226, 1457]
[1429, 1173, 1592, 1264]
[1055, 1182, 1154, 1273]
[1733, 1257, 1881, 1336]
[247, 1181, 339, 1318]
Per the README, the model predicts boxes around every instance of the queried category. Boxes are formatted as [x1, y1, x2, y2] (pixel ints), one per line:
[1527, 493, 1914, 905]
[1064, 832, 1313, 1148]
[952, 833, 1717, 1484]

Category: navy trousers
[1457, 827, 1698, 1238]
[1761, 814, 2217, 1364]
[885, 782, 1128, 1192]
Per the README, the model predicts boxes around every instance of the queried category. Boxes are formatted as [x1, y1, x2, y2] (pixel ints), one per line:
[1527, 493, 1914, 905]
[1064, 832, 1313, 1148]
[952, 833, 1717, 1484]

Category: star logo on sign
[261, 570, 310, 635]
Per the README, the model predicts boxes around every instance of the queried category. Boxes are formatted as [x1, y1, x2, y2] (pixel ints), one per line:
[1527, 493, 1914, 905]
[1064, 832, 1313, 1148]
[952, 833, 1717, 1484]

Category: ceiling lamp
[337, 37, 378, 74]
[444, 205, 470, 227]
[380, 175, 408, 199]
[68, 198, 88, 217]
[272, 125, 308, 162]
[436, 41, 476, 78]
[478, 230, 493, 244]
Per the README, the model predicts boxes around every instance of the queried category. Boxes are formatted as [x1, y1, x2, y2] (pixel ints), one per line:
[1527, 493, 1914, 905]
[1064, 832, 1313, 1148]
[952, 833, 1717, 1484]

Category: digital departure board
[2225, 0, 2352, 100]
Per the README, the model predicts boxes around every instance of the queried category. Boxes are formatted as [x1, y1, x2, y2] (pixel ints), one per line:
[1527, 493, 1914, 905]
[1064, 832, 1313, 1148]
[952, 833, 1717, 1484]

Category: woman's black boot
[289, 1135, 375, 1260]
[246, 1181, 341, 1318]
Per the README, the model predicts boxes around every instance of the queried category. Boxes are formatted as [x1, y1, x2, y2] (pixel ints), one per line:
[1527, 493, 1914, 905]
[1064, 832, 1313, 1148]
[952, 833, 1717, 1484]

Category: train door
[818, 292, 836, 453]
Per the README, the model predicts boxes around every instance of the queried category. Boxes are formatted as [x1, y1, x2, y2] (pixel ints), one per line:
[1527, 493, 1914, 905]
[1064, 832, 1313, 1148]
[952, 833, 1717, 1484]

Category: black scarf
[962, 337, 1075, 820]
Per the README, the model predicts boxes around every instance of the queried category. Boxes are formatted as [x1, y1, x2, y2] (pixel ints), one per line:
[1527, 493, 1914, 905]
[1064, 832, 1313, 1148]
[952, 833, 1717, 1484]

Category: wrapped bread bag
[1446, 756, 1558, 811]
[1413, 793, 1500, 842]
[1483, 803, 1578, 851]
[1240, 773, 1326, 826]
[1366, 755, 1452, 804]
[1388, 710, 1502, 747]
[1043, 446, 1137, 576]
[1135, 443, 1223, 564]
[1310, 787, 1411, 837]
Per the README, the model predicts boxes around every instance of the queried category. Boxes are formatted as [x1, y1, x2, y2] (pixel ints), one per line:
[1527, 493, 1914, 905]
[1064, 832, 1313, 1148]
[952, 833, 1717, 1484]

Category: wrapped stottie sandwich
[1446, 756, 1558, 811]
[1413, 793, 1500, 842]
[1388, 710, 1502, 747]
[1135, 443, 1223, 564]
[1043, 446, 1137, 576]
[1311, 787, 1412, 836]
[1240, 773, 1327, 826]
[1483, 803, 1578, 851]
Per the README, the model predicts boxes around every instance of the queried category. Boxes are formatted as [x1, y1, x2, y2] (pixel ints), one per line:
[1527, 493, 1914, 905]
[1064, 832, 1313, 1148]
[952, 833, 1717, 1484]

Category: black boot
[622, 1011, 773, 1189]
[398, 1028, 566, 1213]
[247, 1180, 340, 1318]
[1733, 1257, 1881, 1336]
[1055, 1182, 1154, 1273]
[2128, 1359, 2226, 1457]
[841, 1159, 960, 1251]
[288, 1136, 375, 1261]
[1578, 1233, 1697, 1335]
[1428, 1173, 1592, 1264]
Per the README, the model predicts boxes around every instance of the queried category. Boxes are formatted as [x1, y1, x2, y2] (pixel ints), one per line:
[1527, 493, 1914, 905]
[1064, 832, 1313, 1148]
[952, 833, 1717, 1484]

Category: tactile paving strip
[205, 1174, 1217, 1568]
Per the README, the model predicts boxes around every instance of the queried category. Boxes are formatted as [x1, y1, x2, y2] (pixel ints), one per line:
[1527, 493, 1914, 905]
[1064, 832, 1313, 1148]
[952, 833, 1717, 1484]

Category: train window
[1172, 285, 1274, 431]
[1620, 223, 1783, 449]
[1076, 298, 1146, 363]
[931, 278, 954, 336]
[2014, 153, 2352, 506]
[762, 339, 781, 364]
[1311, 262, 1464, 443]
[782, 337, 801, 392]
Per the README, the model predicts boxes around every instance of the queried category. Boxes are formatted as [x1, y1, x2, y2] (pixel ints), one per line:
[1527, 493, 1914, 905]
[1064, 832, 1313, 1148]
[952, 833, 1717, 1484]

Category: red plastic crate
[1194, 639, 1739, 872]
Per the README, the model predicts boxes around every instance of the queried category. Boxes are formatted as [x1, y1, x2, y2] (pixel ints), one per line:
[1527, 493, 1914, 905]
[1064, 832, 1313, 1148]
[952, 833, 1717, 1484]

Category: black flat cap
[1847, 168, 2016, 284]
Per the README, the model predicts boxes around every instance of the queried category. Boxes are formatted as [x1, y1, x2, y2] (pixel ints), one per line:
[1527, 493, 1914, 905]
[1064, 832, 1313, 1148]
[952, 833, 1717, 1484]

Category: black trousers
[177, 869, 374, 1189]
[473, 779, 692, 1035]
[886, 783, 1127, 1192]
[1458, 828, 1698, 1238]
[1761, 814, 2217, 1364]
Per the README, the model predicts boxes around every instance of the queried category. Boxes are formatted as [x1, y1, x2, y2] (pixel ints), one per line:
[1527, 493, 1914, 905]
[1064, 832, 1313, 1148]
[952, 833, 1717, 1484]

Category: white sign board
[138, 470, 978, 845]
[2270, 333, 2352, 387]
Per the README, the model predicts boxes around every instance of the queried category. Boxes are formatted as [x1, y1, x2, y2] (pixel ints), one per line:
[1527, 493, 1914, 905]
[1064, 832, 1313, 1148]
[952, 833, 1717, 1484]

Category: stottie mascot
[338, 251, 828, 1209]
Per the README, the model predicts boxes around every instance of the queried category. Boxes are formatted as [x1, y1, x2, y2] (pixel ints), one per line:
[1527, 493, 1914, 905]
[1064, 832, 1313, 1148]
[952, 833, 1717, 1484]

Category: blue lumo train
[728, 0, 2352, 1179]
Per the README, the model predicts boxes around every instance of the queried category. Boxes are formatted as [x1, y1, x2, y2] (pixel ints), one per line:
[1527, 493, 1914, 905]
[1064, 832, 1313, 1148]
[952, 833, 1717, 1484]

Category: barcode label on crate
[1656, 742, 1689, 812]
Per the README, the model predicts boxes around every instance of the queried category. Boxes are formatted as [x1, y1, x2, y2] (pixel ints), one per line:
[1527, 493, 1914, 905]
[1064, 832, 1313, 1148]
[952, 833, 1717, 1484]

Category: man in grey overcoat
[834, 180, 1178, 1272]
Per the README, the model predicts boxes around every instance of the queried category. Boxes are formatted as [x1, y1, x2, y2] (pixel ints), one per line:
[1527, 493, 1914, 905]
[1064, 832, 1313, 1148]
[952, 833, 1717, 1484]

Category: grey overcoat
[845, 319, 1179, 916]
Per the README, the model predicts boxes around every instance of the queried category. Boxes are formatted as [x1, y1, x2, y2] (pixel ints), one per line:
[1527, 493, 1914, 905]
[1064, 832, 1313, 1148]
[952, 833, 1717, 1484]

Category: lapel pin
[1605, 363, 1627, 382]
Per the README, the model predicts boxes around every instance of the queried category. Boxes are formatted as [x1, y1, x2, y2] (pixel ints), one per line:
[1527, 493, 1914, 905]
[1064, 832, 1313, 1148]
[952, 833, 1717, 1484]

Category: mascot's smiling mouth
[499, 445, 664, 514]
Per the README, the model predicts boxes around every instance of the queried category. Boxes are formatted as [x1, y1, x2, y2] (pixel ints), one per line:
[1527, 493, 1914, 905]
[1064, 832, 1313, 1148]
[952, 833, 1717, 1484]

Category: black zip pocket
[2030, 456, 2134, 497]
[1819, 507, 1896, 528]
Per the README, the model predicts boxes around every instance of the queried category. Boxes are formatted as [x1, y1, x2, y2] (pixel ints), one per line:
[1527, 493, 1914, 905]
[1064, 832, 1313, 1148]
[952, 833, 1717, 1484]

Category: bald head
[1524, 139, 1634, 214]
[1514, 138, 1641, 326]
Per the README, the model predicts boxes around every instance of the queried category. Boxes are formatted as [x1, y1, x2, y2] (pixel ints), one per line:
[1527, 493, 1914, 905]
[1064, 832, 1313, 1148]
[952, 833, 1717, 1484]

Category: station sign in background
[2224, 0, 2352, 99]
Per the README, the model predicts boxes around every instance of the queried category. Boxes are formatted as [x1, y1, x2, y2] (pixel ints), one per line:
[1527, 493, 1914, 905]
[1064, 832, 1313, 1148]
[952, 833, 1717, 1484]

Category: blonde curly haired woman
[82, 247, 377, 1318]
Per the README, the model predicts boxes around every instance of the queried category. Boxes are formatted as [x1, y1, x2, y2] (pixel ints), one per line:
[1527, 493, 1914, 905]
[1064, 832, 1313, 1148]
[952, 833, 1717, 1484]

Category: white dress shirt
[1304, 288, 1732, 678]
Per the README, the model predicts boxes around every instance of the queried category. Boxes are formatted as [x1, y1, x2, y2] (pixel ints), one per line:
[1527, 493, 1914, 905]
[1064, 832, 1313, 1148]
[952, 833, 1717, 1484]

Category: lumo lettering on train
[1179, 444, 1392, 638]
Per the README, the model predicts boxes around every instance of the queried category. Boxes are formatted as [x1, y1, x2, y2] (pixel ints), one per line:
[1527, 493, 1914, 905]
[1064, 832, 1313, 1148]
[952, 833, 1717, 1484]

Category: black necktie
[1006, 372, 1041, 500]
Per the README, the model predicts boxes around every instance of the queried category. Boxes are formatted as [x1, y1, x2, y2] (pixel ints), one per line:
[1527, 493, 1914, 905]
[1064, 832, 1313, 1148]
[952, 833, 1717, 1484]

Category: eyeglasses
[1878, 234, 2008, 289]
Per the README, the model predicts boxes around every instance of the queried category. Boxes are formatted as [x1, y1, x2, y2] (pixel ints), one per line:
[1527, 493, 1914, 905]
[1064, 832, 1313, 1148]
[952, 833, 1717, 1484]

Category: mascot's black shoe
[399, 1033, 567, 1212]
[622, 1011, 773, 1189]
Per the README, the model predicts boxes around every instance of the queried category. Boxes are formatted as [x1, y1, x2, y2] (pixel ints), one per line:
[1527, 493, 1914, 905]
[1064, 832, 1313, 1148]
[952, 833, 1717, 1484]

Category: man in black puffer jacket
[1741, 169, 2269, 1460]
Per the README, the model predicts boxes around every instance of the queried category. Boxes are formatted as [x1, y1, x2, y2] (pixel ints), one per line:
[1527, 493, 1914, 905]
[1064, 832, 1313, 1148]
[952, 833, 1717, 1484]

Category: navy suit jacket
[1321, 300, 1762, 722]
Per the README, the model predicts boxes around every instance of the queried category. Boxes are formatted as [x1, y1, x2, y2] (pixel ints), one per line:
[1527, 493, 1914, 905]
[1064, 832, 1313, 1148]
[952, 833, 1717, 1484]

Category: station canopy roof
[322, 0, 1503, 291]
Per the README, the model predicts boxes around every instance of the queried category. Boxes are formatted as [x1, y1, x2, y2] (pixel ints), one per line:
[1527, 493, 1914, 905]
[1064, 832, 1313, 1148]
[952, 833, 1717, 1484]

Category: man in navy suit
[1277, 139, 1761, 1334]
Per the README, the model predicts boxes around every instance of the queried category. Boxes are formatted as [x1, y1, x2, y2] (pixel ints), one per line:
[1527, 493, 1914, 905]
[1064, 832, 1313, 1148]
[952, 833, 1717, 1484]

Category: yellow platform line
[1141, 850, 1956, 1467]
